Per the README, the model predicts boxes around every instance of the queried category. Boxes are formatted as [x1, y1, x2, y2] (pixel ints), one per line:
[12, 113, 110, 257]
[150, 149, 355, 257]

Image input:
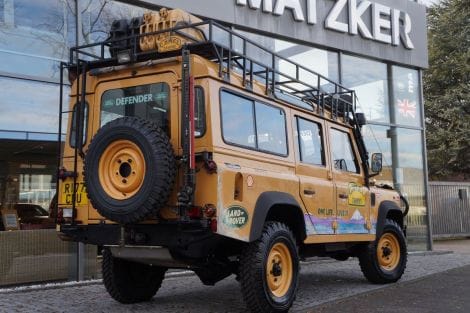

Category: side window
[69, 102, 88, 148]
[330, 128, 359, 173]
[221, 91, 256, 148]
[255, 102, 287, 155]
[195, 87, 205, 137]
[221, 90, 288, 156]
[296, 117, 324, 166]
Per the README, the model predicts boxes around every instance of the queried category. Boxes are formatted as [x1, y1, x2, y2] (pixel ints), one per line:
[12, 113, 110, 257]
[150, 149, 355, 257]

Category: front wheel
[239, 222, 299, 313]
[359, 218, 407, 284]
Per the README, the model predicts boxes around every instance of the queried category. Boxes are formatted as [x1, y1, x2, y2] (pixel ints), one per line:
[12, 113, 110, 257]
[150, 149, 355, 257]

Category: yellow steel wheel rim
[98, 139, 146, 200]
[377, 233, 401, 271]
[266, 242, 293, 298]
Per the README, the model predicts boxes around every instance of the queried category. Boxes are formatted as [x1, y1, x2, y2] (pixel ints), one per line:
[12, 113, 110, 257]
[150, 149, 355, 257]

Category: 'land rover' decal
[223, 206, 249, 228]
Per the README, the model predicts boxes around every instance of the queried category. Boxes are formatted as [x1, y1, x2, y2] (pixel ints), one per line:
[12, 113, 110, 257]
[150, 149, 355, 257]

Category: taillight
[57, 207, 64, 224]
[210, 218, 217, 233]
[203, 204, 217, 218]
[187, 206, 202, 219]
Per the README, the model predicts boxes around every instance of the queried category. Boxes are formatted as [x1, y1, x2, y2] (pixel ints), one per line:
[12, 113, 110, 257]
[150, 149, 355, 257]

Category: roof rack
[69, 19, 356, 124]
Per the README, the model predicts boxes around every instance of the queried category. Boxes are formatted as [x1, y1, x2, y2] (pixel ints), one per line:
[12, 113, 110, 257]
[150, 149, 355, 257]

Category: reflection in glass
[0, 1, 4, 23]
[0, 0, 73, 80]
[297, 117, 324, 165]
[0, 51, 63, 81]
[396, 128, 427, 250]
[0, 78, 62, 134]
[221, 91, 256, 148]
[70, 103, 89, 148]
[194, 87, 206, 137]
[79, 1, 145, 47]
[255, 102, 287, 155]
[330, 129, 358, 173]
[0, 155, 82, 286]
[277, 44, 339, 93]
[396, 128, 424, 171]
[14, 0, 62, 32]
[342, 55, 389, 123]
[101, 83, 170, 133]
[233, 29, 276, 67]
[232, 30, 339, 92]
[393, 66, 422, 127]
[362, 125, 392, 184]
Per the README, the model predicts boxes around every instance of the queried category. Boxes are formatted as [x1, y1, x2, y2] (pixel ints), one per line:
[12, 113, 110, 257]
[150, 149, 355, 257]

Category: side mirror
[371, 153, 383, 173]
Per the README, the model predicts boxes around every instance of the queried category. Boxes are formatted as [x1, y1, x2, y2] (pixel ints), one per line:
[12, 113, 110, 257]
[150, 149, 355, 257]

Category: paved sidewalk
[0, 252, 469, 313]
[433, 239, 470, 254]
[312, 264, 470, 313]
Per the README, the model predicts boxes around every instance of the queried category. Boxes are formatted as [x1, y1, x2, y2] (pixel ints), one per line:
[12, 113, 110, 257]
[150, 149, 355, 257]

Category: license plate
[61, 181, 88, 205]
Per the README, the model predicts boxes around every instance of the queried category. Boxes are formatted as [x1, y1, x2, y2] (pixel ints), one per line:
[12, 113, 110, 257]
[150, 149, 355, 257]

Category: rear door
[88, 73, 179, 220]
[96, 74, 178, 147]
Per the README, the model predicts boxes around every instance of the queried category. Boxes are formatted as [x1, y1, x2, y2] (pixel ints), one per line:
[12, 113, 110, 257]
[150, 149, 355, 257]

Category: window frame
[219, 88, 289, 157]
[295, 116, 326, 167]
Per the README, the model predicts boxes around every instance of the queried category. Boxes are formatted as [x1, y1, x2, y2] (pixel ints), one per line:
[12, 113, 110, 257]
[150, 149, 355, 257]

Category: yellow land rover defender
[56, 8, 409, 313]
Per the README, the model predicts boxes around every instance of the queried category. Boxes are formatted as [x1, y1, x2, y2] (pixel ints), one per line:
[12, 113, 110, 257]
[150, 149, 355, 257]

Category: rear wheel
[359, 218, 407, 283]
[239, 222, 299, 313]
[102, 248, 166, 304]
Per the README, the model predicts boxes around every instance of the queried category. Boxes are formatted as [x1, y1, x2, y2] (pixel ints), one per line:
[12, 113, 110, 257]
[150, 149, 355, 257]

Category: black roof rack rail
[69, 19, 357, 123]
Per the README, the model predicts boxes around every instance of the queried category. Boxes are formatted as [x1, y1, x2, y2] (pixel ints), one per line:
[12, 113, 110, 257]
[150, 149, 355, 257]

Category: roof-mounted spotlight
[117, 49, 131, 64]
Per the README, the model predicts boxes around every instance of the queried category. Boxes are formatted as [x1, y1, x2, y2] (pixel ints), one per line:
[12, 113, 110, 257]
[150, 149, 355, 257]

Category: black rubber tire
[332, 253, 349, 261]
[359, 218, 407, 284]
[84, 117, 175, 224]
[102, 247, 167, 304]
[239, 221, 299, 313]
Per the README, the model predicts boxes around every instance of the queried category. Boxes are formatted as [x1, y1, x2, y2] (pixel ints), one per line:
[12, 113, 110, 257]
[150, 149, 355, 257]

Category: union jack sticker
[397, 99, 417, 119]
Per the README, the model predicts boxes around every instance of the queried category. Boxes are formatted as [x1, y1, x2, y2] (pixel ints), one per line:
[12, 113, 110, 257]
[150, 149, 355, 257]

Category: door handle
[339, 193, 348, 199]
[303, 189, 316, 195]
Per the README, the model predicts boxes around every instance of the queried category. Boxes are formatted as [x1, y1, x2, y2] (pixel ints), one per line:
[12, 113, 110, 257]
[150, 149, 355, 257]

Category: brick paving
[1, 252, 470, 313]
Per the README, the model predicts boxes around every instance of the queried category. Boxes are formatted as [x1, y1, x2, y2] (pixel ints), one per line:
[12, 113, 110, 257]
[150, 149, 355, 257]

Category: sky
[419, 0, 441, 6]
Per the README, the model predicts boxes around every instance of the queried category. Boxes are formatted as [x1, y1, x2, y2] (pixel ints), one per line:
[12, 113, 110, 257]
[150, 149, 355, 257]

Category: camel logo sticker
[223, 206, 249, 228]
[348, 183, 366, 206]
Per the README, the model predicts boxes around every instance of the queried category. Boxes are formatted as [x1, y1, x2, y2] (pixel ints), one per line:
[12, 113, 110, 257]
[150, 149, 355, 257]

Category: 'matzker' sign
[136, 0, 428, 67]
[236, 0, 414, 49]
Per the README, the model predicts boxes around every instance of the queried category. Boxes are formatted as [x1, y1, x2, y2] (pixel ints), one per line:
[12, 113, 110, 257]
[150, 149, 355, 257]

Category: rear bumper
[58, 222, 221, 262]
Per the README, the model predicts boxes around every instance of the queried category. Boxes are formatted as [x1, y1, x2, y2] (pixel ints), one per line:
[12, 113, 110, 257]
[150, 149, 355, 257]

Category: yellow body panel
[59, 39, 401, 245]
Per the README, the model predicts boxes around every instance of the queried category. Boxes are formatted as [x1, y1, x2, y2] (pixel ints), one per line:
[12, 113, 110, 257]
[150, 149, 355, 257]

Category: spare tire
[84, 117, 175, 224]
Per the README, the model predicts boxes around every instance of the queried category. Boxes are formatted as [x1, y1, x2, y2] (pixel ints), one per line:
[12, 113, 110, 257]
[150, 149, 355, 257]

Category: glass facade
[392, 66, 422, 127]
[342, 55, 390, 123]
[0, 0, 430, 287]
[0, 0, 142, 287]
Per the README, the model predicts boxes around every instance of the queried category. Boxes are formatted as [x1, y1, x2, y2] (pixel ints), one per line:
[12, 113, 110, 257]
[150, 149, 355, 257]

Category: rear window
[101, 83, 170, 132]
[101, 83, 206, 137]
